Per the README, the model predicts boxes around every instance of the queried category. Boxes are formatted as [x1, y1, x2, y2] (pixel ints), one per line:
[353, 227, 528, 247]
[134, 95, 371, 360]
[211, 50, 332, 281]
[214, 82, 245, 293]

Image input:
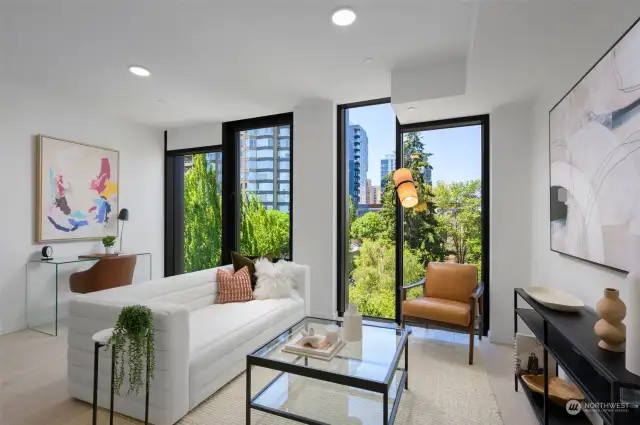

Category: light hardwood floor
[0, 326, 536, 425]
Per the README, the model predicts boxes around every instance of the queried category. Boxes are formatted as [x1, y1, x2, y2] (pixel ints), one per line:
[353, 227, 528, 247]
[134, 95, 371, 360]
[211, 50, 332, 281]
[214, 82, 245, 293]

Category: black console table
[514, 288, 640, 425]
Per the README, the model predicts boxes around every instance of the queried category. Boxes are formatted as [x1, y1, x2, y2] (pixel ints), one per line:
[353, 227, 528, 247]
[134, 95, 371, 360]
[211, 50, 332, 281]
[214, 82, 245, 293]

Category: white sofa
[67, 263, 310, 425]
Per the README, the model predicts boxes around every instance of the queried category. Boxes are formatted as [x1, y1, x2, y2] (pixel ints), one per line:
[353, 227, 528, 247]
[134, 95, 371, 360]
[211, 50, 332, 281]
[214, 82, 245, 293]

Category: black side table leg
[110, 347, 115, 425]
[145, 338, 151, 425]
[246, 359, 252, 425]
[405, 338, 409, 390]
[93, 342, 100, 425]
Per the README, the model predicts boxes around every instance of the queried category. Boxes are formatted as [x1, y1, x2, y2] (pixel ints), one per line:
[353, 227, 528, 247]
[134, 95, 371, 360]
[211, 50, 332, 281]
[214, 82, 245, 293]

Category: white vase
[343, 303, 362, 342]
[105, 246, 114, 255]
[626, 271, 640, 376]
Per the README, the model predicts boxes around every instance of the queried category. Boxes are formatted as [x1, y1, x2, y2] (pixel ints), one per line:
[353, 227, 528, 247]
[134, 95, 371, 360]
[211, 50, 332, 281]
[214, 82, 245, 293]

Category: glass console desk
[26, 253, 152, 336]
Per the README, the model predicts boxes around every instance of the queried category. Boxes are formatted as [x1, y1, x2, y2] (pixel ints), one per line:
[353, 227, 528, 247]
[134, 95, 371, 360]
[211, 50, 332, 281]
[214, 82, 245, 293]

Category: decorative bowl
[524, 287, 584, 312]
[521, 375, 584, 405]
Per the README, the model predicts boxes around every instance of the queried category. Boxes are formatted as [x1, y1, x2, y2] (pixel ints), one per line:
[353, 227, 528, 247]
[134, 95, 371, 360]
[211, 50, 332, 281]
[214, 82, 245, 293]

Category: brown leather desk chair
[70, 255, 137, 294]
[401, 262, 484, 365]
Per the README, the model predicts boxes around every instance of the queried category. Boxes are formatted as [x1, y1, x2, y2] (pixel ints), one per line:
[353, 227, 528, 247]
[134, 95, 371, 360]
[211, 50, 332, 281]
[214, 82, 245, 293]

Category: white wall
[293, 99, 337, 319]
[529, 9, 640, 314]
[167, 122, 221, 151]
[489, 100, 534, 344]
[0, 81, 164, 335]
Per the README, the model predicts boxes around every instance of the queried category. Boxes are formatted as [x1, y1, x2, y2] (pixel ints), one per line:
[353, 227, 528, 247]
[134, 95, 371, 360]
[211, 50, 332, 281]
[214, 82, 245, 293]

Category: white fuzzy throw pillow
[254, 258, 300, 300]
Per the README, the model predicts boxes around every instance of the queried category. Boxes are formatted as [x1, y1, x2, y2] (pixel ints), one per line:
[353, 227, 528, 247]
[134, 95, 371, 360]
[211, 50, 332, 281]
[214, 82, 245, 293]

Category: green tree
[183, 154, 291, 272]
[240, 193, 290, 258]
[184, 154, 222, 272]
[351, 212, 387, 241]
[379, 132, 446, 264]
[433, 180, 482, 265]
[349, 238, 425, 318]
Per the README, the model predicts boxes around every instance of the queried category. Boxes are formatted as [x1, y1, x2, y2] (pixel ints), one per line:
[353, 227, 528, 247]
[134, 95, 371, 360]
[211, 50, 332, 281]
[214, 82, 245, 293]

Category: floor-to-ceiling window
[165, 113, 293, 277]
[165, 147, 224, 275]
[398, 116, 490, 333]
[221, 113, 293, 264]
[238, 125, 292, 259]
[337, 99, 400, 320]
[338, 109, 490, 331]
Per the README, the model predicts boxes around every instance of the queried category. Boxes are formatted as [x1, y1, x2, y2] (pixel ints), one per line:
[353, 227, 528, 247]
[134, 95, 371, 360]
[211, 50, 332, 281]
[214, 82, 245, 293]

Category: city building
[380, 153, 395, 192]
[345, 110, 369, 204]
[239, 126, 291, 212]
[368, 184, 382, 204]
[360, 178, 371, 204]
[425, 165, 433, 186]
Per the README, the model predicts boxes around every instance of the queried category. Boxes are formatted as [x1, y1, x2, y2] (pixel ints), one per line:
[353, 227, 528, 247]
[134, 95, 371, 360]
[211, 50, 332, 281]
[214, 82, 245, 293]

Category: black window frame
[336, 104, 490, 334]
[336, 98, 403, 322]
[398, 115, 491, 335]
[164, 138, 224, 277]
[221, 112, 294, 265]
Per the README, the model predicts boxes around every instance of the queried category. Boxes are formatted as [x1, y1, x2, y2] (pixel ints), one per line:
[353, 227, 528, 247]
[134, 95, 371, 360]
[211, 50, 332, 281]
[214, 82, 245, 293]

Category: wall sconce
[393, 168, 418, 208]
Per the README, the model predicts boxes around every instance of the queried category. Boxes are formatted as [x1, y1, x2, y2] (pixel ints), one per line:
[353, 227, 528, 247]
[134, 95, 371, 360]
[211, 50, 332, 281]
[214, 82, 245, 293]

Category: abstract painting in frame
[37, 135, 119, 242]
[550, 18, 640, 272]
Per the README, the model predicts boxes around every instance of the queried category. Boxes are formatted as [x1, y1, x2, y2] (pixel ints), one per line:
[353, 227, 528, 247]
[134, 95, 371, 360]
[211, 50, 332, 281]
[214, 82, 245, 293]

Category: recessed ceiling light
[363, 57, 374, 63]
[128, 65, 151, 77]
[407, 106, 417, 111]
[157, 99, 165, 103]
[332, 8, 356, 26]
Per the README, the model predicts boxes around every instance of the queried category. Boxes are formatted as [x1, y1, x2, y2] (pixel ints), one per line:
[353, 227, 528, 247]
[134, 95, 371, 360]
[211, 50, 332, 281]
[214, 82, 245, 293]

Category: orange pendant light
[393, 168, 418, 208]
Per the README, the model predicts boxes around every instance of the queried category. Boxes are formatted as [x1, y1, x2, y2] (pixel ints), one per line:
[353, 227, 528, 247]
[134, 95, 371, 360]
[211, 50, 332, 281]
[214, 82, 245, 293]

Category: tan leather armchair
[401, 262, 484, 365]
[69, 255, 137, 293]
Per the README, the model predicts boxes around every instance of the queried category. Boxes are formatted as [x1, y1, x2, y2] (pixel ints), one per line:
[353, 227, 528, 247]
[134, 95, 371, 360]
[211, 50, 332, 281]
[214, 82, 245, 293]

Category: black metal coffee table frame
[246, 317, 409, 425]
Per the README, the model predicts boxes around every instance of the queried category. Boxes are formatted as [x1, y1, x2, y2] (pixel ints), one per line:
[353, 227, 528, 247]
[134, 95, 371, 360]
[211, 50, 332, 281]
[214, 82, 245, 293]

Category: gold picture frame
[36, 135, 120, 242]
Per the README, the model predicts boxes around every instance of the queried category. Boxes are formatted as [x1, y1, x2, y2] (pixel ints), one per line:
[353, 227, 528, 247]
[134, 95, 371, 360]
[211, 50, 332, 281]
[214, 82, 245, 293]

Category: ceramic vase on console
[626, 272, 640, 376]
[594, 288, 626, 352]
[343, 303, 362, 342]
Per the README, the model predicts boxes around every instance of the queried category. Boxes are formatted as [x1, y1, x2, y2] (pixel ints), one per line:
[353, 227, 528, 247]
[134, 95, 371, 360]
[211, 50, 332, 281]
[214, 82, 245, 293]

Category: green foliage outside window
[348, 131, 483, 318]
[183, 154, 290, 273]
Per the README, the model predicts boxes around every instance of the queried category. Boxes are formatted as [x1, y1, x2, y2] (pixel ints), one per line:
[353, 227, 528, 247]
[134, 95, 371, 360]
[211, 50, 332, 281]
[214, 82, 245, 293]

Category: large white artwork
[550, 18, 640, 272]
[37, 135, 119, 242]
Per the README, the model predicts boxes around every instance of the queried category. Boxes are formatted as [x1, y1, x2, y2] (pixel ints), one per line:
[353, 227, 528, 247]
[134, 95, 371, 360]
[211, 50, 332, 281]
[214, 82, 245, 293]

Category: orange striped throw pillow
[217, 266, 254, 304]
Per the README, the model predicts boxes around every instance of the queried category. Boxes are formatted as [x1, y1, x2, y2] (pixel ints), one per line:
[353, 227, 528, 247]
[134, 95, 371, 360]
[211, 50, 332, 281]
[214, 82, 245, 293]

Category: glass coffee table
[246, 317, 408, 425]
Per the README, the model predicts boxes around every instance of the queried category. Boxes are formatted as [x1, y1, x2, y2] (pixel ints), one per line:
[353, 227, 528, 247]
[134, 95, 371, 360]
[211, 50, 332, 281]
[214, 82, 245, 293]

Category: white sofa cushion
[189, 297, 303, 357]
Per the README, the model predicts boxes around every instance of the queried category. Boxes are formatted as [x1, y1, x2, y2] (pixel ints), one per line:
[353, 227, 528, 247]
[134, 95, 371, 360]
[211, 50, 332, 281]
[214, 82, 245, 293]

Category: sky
[347, 103, 482, 187]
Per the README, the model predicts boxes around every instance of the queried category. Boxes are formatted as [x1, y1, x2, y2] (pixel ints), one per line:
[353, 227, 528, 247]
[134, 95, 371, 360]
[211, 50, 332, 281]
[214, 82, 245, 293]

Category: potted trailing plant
[102, 236, 116, 255]
[107, 305, 155, 395]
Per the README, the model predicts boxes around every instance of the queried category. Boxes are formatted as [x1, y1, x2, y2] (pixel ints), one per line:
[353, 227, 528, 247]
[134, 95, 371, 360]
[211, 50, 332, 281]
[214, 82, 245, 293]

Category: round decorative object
[523, 287, 584, 312]
[595, 288, 626, 352]
[41, 245, 53, 259]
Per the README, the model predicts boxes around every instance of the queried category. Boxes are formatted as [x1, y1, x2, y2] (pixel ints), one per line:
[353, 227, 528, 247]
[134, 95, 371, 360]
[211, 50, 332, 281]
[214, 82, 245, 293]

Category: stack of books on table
[282, 333, 346, 361]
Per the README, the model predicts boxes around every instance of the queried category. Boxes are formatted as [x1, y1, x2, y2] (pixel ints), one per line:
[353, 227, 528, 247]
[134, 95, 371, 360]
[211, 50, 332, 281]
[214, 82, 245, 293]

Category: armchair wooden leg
[401, 317, 406, 329]
[468, 327, 475, 365]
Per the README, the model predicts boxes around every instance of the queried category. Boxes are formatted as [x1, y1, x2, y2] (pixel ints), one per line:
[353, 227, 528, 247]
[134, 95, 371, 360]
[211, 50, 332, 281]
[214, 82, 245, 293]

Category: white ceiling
[1, 0, 640, 128]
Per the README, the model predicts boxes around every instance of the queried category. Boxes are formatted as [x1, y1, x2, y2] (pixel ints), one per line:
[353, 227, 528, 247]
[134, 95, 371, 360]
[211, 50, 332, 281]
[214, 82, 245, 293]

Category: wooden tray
[521, 375, 584, 405]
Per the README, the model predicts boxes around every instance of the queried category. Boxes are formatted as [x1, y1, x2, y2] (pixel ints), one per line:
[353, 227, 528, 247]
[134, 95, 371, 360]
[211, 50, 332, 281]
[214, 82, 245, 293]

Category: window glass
[239, 124, 292, 259]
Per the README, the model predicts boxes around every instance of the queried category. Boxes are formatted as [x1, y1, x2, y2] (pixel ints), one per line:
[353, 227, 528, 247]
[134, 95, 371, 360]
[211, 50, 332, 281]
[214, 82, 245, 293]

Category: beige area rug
[75, 337, 503, 425]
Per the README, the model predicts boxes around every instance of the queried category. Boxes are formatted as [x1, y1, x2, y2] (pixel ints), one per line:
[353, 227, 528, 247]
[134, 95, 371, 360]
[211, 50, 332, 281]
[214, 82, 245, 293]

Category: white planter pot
[626, 271, 640, 376]
[105, 246, 114, 255]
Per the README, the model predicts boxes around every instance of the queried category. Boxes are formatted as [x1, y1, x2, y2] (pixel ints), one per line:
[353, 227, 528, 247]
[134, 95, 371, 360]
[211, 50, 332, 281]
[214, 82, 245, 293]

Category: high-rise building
[380, 153, 395, 192]
[425, 166, 433, 187]
[239, 126, 291, 212]
[345, 110, 369, 205]
[368, 184, 382, 204]
[359, 178, 372, 204]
